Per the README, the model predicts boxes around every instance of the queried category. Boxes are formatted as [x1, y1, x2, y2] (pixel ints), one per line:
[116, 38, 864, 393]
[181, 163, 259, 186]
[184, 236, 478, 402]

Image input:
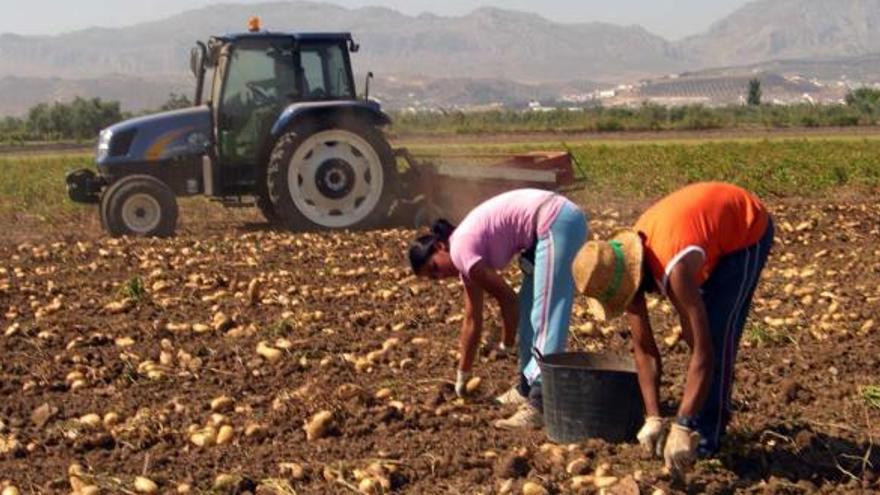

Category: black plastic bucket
[539, 352, 644, 444]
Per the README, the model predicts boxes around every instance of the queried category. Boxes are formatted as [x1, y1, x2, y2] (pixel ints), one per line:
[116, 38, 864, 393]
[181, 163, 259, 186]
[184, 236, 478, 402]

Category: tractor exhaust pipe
[364, 72, 374, 101]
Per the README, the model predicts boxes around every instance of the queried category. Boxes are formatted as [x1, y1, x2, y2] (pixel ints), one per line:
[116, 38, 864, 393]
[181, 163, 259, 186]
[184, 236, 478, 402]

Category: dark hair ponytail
[409, 219, 456, 274]
[431, 219, 455, 242]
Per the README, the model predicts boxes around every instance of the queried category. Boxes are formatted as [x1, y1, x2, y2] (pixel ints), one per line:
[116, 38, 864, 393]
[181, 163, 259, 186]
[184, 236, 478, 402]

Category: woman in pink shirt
[409, 189, 588, 428]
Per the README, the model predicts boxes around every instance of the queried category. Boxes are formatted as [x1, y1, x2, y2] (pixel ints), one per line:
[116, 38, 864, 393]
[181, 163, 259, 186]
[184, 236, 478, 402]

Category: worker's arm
[458, 279, 484, 373]
[666, 252, 714, 418]
[468, 261, 519, 348]
[626, 292, 662, 417]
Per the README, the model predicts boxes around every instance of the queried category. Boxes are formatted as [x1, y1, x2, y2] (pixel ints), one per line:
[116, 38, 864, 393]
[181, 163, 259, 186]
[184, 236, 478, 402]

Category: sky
[0, 0, 752, 40]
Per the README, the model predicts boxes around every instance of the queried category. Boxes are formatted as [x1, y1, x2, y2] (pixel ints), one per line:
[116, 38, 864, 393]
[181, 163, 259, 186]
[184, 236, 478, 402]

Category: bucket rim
[538, 351, 637, 374]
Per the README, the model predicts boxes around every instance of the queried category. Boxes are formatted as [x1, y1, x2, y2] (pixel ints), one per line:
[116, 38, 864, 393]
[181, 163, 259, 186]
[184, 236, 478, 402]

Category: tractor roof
[214, 32, 354, 44]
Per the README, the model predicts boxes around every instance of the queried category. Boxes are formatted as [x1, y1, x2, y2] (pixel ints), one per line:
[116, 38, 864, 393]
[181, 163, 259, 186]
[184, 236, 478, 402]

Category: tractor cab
[187, 24, 364, 196]
[195, 28, 360, 188]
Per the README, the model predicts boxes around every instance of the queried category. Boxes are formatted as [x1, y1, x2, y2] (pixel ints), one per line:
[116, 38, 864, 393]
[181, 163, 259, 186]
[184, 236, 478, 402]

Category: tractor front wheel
[101, 175, 178, 238]
[266, 123, 395, 231]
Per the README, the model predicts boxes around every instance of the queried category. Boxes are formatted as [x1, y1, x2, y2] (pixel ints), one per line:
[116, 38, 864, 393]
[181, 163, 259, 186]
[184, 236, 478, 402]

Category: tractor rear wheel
[255, 194, 280, 226]
[101, 175, 178, 238]
[266, 123, 395, 231]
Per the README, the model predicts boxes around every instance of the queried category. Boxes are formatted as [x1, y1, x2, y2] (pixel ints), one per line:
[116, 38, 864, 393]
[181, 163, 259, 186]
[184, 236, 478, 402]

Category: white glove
[455, 369, 471, 398]
[637, 416, 665, 457]
[664, 424, 700, 478]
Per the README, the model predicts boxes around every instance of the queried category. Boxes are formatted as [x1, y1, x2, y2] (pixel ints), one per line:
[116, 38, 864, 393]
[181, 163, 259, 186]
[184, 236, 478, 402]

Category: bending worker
[572, 182, 773, 476]
[408, 189, 588, 429]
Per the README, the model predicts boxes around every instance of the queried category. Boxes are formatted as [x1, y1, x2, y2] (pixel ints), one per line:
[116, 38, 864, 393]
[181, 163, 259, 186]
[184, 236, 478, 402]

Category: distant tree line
[3, 89, 880, 144]
[0, 93, 192, 144]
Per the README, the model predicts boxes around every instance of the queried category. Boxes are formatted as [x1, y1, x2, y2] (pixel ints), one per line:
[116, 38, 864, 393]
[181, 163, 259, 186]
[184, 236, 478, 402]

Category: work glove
[636, 416, 666, 457]
[455, 369, 471, 398]
[663, 423, 700, 479]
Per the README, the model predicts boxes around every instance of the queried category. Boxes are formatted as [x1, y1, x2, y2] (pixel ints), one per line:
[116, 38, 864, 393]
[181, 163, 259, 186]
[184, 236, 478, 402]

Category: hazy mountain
[0, 2, 684, 83]
[1, 0, 880, 115]
[681, 0, 880, 67]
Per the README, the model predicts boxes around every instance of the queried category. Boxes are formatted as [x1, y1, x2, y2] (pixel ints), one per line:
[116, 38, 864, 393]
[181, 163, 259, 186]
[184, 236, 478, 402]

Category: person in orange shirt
[572, 182, 774, 477]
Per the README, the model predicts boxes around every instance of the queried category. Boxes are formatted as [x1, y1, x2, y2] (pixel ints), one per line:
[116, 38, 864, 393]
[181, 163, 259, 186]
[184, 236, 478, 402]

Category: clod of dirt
[177, 483, 192, 493]
[780, 378, 802, 403]
[80, 486, 100, 495]
[134, 476, 159, 494]
[31, 403, 58, 428]
[247, 279, 261, 305]
[521, 481, 548, 495]
[304, 411, 335, 441]
[2, 487, 21, 495]
[495, 451, 530, 479]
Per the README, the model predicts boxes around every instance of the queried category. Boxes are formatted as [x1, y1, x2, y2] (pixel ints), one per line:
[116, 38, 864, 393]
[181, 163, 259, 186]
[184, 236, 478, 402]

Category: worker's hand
[636, 416, 666, 457]
[455, 369, 471, 398]
[663, 424, 700, 478]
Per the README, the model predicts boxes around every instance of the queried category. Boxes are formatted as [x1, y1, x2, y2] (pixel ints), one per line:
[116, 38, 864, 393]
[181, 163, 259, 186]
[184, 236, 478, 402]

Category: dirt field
[0, 194, 878, 494]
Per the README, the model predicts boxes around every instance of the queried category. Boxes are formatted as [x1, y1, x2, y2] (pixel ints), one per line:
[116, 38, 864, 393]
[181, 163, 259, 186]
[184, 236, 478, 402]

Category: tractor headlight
[96, 129, 113, 162]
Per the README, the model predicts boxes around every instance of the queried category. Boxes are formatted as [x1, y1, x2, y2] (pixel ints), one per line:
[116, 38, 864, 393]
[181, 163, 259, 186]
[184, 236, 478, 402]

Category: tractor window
[218, 41, 297, 164]
[299, 43, 354, 100]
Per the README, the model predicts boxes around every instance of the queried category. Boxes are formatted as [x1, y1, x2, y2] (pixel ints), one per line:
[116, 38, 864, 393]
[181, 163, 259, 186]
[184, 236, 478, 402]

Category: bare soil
[0, 196, 878, 494]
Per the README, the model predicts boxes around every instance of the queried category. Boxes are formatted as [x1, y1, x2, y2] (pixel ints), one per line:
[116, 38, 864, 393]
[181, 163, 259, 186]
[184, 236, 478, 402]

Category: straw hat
[571, 230, 644, 321]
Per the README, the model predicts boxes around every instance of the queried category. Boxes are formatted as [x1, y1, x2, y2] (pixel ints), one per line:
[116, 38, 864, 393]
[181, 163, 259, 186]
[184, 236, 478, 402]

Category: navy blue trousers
[695, 219, 775, 454]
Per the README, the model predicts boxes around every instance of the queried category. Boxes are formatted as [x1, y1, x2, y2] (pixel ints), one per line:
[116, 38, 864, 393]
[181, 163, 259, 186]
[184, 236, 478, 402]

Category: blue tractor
[66, 19, 397, 237]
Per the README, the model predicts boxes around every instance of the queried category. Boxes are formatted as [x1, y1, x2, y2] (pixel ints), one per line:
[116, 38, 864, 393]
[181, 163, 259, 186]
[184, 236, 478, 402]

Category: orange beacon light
[248, 17, 262, 32]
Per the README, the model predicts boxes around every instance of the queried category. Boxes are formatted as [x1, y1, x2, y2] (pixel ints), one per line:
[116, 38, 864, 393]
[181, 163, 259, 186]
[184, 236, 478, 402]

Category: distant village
[391, 72, 878, 114]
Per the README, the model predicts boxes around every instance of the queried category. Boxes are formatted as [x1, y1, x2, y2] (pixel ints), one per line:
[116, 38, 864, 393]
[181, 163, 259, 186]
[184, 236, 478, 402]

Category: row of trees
[2, 88, 880, 143]
[0, 93, 192, 144]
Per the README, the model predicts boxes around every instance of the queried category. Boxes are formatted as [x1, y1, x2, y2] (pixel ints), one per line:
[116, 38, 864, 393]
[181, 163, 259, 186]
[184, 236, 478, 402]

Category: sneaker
[494, 404, 543, 430]
[494, 386, 528, 406]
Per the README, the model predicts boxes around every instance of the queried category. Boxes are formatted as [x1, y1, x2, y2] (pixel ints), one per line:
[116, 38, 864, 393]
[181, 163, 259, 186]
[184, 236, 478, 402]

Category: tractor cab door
[214, 38, 300, 191]
[297, 42, 356, 101]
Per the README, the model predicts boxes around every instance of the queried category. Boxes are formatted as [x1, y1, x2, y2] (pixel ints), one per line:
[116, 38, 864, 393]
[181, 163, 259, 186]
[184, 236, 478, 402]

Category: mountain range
[0, 0, 879, 114]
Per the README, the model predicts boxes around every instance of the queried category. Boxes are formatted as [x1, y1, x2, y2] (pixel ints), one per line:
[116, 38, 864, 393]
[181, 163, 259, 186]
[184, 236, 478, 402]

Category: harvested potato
[133, 476, 158, 494]
[304, 410, 334, 441]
